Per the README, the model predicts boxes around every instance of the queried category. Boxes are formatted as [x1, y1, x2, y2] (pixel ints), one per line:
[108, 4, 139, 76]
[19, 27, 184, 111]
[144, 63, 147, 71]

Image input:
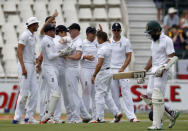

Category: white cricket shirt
[41, 35, 60, 67]
[18, 29, 37, 64]
[65, 35, 82, 68]
[110, 36, 132, 69]
[151, 32, 175, 72]
[97, 42, 112, 70]
[80, 39, 98, 69]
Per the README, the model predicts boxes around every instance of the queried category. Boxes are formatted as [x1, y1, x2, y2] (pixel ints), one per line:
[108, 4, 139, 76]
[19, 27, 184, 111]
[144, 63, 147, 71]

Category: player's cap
[56, 25, 68, 32]
[86, 27, 97, 34]
[26, 17, 40, 26]
[145, 20, 162, 33]
[44, 24, 56, 33]
[68, 23, 80, 31]
[112, 23, 121, 30]
[168, 7, 177, 14]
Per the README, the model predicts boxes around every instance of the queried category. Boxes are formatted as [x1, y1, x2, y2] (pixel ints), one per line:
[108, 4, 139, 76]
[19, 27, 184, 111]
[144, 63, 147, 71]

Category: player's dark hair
[45, 16, 51, 22]
[96, 31, 108, 42]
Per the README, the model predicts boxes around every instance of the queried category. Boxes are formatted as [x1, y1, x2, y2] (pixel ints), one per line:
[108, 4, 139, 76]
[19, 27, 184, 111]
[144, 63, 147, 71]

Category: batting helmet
[145, 20, 162, 33]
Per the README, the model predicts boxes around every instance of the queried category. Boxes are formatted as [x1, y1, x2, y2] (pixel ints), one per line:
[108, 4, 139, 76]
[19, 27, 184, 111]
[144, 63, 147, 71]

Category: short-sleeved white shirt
[110, 36, 132, 69]
[41, 35, 60, 67]
[53, 35, 67, 67]
[65, 35, 82, 68]
[97, 42, 112, 70]
[18, 29, 36, 64]
[151, 32, 175, 72]
[80, 39, 98, 69]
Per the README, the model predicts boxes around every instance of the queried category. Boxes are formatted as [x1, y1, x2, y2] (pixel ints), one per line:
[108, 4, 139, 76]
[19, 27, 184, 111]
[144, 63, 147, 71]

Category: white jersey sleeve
[125, 39, 133, 53]
[165, 37, 175, 55]
[97, 47, 105, 58]
[18, 32, 28, 45]
[75, 40, 82, 51]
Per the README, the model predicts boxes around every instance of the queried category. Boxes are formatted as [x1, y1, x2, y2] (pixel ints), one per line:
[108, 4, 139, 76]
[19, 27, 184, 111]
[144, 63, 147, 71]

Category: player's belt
[105, 67, 110, 70]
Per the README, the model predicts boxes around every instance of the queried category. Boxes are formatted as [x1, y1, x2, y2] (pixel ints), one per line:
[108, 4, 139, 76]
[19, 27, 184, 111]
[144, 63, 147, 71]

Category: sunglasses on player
[113, 29, 121, 32]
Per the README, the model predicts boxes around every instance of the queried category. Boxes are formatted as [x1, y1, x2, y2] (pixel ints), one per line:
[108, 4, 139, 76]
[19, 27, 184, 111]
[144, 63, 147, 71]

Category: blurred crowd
[153, 0, 188, 59]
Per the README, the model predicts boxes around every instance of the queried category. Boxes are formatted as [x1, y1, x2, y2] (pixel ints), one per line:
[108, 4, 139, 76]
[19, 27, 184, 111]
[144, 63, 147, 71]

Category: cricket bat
[113, 71, 150, 80]
[113, 56, 178, 80]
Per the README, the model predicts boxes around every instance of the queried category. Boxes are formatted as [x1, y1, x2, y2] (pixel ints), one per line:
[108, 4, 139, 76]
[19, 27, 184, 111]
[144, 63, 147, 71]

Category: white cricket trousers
[39, 68, 62, 121]
[95, 69, 120, 121]
[57, 65, 72, 122]
[111, 68, 137, 120]
[147, 71, 172, 110]
[14, 62, 38, 121]
[80, 68, 96, 120]
[65, 67, 90, 122]
[41, 65, 61, 119]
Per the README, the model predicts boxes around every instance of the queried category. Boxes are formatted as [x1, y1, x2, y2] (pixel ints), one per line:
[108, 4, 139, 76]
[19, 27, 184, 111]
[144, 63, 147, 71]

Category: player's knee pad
[152, 88, 164, 128]
[152, 88, 164, 104]
[52, 90, 61, 98]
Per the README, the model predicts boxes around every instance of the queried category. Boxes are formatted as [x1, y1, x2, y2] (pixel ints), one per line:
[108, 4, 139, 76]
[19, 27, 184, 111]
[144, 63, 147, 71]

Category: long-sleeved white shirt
[41, 35, 61, 67]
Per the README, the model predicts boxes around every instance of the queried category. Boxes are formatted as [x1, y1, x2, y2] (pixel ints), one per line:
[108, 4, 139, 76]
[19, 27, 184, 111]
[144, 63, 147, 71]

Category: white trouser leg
[95, 70, 119, 120]
[54, 96, 62, 120]
[111, 69, 136, 120]
[80, 68, 96, 119]
[14, 63, 37, 121]
[25, 71, 38, 120]
[120, 79, 137, 120]
[39, 73, 47, 120]
[147, 75, 155, 98]
[58, 67, 72, 122]
[111, 79, 122, 111]
[42, 66, 60, 120]
[65, 67, 81, 122]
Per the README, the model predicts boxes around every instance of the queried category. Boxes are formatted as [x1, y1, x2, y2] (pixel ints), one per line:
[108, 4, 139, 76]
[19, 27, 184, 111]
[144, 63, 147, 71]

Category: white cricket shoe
[130, 118, 140, 122]
[53, 119, 65, 124]
[29, 119, 40, 124]
[147, 125, 162, 130]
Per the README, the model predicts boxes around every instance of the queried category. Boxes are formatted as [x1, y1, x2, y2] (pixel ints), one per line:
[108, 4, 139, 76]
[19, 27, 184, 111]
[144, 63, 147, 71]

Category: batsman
[141, 20, 180, 130]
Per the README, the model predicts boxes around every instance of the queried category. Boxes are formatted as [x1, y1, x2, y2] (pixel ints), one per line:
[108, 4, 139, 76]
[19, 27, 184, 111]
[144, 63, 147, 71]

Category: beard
[151, 34, 160, 41]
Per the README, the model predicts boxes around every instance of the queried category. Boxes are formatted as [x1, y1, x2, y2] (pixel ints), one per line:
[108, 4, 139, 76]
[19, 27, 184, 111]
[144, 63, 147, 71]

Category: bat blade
[113, 71, 146, 80]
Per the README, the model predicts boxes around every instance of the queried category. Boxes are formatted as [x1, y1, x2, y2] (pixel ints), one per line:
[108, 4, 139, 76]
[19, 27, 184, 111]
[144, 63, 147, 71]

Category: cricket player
[142, 20, 180, 130]
[110, 23, 139, 122]
[40, 24, 63, 124]
[53, 25, 70, 123]
[80, 27, 98, 120]
[65, 23, 91, 123]
[36, 10, 62, 122]
[91, 31, 122, 123]
[12, 17, 40, 124]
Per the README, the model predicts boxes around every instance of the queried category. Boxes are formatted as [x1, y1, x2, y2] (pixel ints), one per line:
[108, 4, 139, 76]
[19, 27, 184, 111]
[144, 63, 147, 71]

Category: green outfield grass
[0, 113, 187, 131]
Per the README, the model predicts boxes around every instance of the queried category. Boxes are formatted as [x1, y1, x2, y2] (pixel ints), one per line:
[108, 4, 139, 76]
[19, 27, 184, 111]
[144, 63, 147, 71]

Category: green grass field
[0, 113, 188, 131]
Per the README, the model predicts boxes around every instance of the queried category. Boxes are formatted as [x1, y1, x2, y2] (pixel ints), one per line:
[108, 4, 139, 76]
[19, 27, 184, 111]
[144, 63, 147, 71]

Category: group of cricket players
[12, 10, 180, 130]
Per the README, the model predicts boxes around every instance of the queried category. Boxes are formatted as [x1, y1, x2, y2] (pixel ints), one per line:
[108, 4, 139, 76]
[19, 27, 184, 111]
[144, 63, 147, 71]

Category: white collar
[72, 34, 81, 42]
